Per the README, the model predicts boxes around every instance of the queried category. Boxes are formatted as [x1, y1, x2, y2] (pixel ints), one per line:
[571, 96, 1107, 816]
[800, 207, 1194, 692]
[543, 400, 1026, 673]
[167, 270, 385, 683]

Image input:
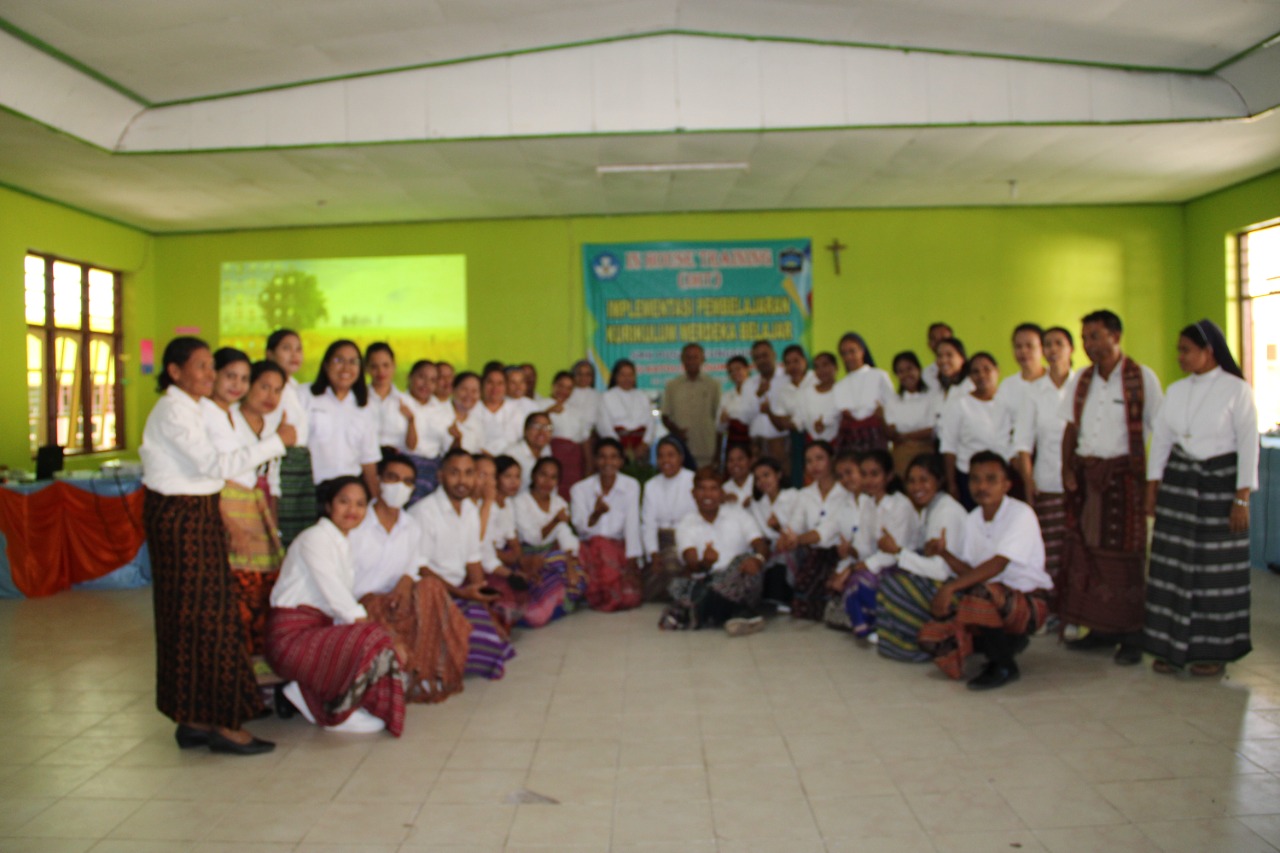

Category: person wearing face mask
[268, 476, 408, 734]
[939, 352, 1015, 510]
[306, 339, 381, 501]
[348, 455, 471, 704]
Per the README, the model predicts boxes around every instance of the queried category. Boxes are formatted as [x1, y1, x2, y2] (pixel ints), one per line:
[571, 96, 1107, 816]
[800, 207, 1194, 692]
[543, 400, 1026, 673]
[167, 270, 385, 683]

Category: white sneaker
[725, 614, 765, 637]
[282, 681, 317, 725]
[325, 708, 386, 734]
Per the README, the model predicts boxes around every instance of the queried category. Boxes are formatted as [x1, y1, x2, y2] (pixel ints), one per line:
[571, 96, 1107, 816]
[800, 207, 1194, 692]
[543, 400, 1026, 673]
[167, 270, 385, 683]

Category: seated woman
[570, 438, 644, 611]
[775, 441, 850, 620]
[401, 359, 446, 502]
[721, 443, 755, 506]
[884, 351, 940, 478]
[503, 412, 554, 492]
[348, 455, 471, 703]
[203, 352, 288, 663]
[408, 449, 517, 680]
[748, 456, 803, 610]
[826, 449, 921, 639]
[660, 467, 769, 634]
[874, 453, 969, 663]
[918, 451, 1052, 690]
[546, 370, 591, 498]
[267, 476, 407, 735]
[512, 457, 584, 626]
[641, 437, 696, 601]
[475, 455, 527, 626]
[420, 370, 486, 460]
[598, 359, 656, 469]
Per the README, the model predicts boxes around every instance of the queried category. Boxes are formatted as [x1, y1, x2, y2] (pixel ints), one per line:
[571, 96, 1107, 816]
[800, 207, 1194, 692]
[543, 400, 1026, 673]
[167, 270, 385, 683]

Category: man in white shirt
[920, 451, 1051, 690]
[921, 321, 954, 389]
[659, 467, 769, 635]
[1058, 310, 1164, 666]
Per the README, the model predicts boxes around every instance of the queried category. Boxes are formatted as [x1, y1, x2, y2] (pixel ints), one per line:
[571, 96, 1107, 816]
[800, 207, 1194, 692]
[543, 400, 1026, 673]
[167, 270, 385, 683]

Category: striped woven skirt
[919, 583, 1049, 679]
[581, 536, 643, 612]
[791, 546, 839, 621]
[265, 605, 406, 735]
[875, 568, 943, 663]
[277, 446, 318, 548]
[515, 544, 574, 628]
[456, 600, 517, 680]
[361, 575, 471, 704]
[1143, 449, 1252, 667]
[661, 554, 762, 630]
[407, 453, 440, 506]
[219, 482, 285, 657]
[145, 490, 262, 728]
[1034, 492, 1066, 611]
[642, 528, 682, 603]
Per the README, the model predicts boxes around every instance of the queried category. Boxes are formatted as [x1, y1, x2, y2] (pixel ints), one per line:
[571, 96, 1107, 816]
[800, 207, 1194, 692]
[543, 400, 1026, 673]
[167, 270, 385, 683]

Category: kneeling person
[918, 451, 1052, 690]
[660, 466, 769, 635]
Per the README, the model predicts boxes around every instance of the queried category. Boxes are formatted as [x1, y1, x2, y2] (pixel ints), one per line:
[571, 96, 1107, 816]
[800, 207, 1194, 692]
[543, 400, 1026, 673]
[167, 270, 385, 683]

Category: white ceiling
[0, 0, 1278, 233]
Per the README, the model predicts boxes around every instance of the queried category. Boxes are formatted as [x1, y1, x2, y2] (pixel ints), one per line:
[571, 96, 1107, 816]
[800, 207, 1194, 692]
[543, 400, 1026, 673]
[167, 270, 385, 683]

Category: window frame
[25, 251, 125, 457]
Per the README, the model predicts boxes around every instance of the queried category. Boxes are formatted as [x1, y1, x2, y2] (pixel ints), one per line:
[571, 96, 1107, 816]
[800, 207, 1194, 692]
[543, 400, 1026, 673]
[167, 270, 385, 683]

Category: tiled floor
[3, 572, 1280, 853]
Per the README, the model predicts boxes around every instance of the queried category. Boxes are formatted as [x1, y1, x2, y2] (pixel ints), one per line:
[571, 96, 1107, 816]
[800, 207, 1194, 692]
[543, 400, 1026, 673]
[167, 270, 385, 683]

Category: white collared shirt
[402, 393, 446, 455]
[201, 399, 265, 490]
[1148, 368, 1259, 490]
[884, 389, 941, 436]
[503, 439, 552, 492]
[271, 517, 367, 624]
[477, 499, 517, 572]
[961, 497, 1051, 593]
[475, 400, 525, 455]
[641, 468, 696, 558]
[513, 491, 579, 552]
[368, 385, 410, 450]
[570, 473, 643, 559]
[349, 502, 423, 599]
[996, 372, 1042, 429]
[742, 372, 790, 439]
[898, 492, 969, 582]
[305, 387, 381, 483]
[597, 387, 656, 444]
[775, 371, 817, 424]
[1059, 357, 1163, 459]
[722, 474, 754, 507]
[797, 384, 840, 441]
[141, 386, 285, 496]
[418, 403, 484, 457]
[857, 491, 924, 574]
[264, 376, 309, 446]
[675, 505, 764, 573]
[833, 365, 895, 420]
[408, 489, 483, 587]
[749, 487, 803, 541]
[716, 385, 757, 431]
[566, 387, 601, 430]
[549, 400, 592, 443]
[938, 393, 1015, 473]
[797, 481, 851, 545]
[1012, 372, 1075, 494]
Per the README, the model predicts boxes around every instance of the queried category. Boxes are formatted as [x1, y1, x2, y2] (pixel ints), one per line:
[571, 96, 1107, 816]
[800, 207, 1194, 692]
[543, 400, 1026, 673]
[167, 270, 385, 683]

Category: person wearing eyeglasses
[503, 412, 555, 493]
[306, 339, 381, 501]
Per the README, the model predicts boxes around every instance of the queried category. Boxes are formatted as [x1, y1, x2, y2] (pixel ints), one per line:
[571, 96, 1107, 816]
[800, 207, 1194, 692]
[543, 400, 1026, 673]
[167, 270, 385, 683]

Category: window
[25, 252, 124, 455]
[1240, 222, 1280, 433]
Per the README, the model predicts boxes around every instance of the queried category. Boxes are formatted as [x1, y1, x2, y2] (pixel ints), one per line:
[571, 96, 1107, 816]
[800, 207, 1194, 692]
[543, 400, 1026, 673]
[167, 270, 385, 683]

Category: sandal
[1189, 663, 1225, 677]
[1152, 659, 1178, 675]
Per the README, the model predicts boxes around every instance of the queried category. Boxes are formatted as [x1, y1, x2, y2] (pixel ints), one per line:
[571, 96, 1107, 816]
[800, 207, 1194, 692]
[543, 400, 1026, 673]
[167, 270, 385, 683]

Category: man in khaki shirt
[661, 343, 722, 467]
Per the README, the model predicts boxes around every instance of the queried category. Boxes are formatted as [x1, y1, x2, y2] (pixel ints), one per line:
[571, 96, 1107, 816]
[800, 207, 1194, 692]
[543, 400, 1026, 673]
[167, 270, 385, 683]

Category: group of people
[138, 309, 1260, 753]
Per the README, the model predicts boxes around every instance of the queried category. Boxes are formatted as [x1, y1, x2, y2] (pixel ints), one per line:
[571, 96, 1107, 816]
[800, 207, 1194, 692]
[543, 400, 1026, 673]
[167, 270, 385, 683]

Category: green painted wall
[9, 169, 1280, 474]
[1183, 167, 1280, 346]
[0, 186, 155, 472]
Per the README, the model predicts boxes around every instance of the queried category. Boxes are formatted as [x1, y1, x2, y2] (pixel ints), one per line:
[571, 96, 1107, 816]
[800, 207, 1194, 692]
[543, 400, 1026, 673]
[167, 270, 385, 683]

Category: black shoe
[273, 684, 297, 720]
[966, 661, 1020, 691]
[506, 574, 530, 592]
[1114, 643, 1143, 666]
[1014, 635, 1031, 656]
[207, 730, 276, 756]
[1065, 632, 1116, 651]
[174, 724, 212, 749]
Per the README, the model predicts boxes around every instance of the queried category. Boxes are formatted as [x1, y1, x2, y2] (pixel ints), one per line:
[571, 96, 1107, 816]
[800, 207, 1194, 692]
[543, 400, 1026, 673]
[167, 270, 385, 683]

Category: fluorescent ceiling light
[597, 161, 750, 175]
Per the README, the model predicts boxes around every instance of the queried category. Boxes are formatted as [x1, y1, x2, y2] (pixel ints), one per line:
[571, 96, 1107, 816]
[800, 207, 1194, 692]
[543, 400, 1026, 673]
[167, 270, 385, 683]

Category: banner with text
[583, 239, 812, 394]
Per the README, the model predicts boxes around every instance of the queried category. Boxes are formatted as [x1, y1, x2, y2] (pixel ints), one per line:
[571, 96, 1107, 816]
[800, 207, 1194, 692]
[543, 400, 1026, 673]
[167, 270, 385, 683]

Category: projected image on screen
[219, 256, 466, 382]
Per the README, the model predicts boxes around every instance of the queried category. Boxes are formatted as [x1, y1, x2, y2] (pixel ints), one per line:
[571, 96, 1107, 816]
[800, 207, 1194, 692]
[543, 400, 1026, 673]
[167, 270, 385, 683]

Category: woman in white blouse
[305, 339, 381, 499]
[570, 438, 644, 611]
[833, 332, 895, 455]
[716, 355, 756, 460]
[722, 444, 755, 506]
[641, 438, 697, 599]
[364, 342, 414, 455]
[400, 359, 445, 502]
[598, 359, 656, 467]
[475, 365, 524, 455]
[140, 337, 295, 756]
[939, 351, 1014, 510]
[203, 349, 287, 662]
[546, 370, 591, 497]
[1144, 320, 1259, 677]
[264, 328, 314, 547]
[797, 351, 840, 446]
[420, 371, 485, 459]
[568, 359, 602, 446]
[1012, 326, 1076, 604]
[775, 441, 851, 620]
[884, 351, 940, 476]
[512, 457, 584, 626]
[874, 453, 970, 663]
[268, 476, 406, 735]
[750, 456, 803, 609]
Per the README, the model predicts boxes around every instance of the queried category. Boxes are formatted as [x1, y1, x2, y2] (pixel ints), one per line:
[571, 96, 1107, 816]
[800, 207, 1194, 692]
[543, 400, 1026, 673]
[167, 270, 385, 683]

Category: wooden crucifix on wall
[825, 238, 847, 275]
